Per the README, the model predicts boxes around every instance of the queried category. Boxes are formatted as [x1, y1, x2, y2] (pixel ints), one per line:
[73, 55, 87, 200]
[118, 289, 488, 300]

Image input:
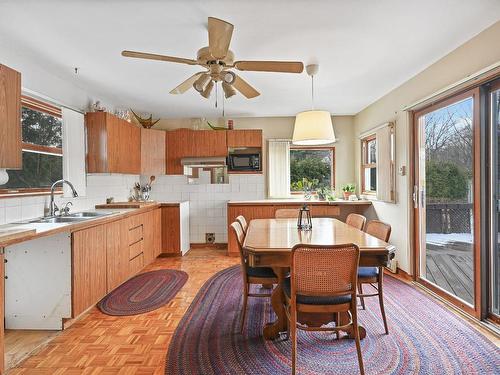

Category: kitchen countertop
[0, 201, 187, 248]
[228, 199, 373, 206]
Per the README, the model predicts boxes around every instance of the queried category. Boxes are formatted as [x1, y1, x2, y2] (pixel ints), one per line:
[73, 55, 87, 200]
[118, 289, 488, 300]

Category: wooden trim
[290, 146, 336, 190]
[487, 313, 500, 325]
[412, 86, 482, 319]
[22, 142, 62, 155]
[360, 134, 377, 194]
[21, 95, 62, 118]
[190, 242, 227, 250]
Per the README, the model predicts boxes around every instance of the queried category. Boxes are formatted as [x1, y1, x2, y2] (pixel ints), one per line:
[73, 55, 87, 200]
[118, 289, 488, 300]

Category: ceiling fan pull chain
[215, 82, 218, 108]
[222, 89, 225, 117]
[311, 75, 315, 110]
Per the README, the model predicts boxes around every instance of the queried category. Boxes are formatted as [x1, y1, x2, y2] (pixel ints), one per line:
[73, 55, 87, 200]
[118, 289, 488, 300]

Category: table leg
[263, 268, 287, 340]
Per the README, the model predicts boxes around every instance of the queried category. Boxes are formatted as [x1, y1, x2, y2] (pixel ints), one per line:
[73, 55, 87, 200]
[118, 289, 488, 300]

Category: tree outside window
[361, 135, 377, 193]
[290, 148, 334, 192]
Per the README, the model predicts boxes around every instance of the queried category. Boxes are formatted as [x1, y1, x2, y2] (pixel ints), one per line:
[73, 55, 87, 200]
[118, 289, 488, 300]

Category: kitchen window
[290, 147, 335, 192]
[361, 135, 377, 194]
[0, 96, 63, 194]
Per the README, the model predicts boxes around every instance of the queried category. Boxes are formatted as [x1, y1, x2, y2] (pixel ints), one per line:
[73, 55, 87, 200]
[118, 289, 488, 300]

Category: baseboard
[190, 242, 227, 250]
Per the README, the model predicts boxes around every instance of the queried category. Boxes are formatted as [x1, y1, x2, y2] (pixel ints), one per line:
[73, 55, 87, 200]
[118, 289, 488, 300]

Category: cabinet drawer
[129, 253, 144, 275]
[128, 224, 143, 245]
[129, 240, 143, 260]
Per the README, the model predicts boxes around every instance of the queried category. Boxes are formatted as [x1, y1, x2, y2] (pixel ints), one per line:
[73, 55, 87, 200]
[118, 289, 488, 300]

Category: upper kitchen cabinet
[141, 128, 166, 175]
[85, 112, 141, 174]
[166, 128, 227, 175]
[226, 129, 262, 148]
[0, 64, 22, 169]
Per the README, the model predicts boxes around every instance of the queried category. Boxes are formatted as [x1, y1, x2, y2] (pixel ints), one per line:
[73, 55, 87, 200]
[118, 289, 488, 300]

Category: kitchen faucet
[48, 179, 78, 216]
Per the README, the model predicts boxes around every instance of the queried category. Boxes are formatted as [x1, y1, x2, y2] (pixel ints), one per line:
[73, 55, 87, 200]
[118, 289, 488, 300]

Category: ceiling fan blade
[233, 74, 260, 99]
[122, 50, 198, 65]
[169, 72, 206, 94]
[208, 17, 234, 59]
[234, 61, 304, 73]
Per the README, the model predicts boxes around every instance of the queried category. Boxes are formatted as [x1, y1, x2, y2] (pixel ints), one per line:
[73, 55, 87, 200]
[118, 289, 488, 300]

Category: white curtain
[62, 108, 86, 197]
[376, 124, 394, 202]
[268, 140, 290, 198]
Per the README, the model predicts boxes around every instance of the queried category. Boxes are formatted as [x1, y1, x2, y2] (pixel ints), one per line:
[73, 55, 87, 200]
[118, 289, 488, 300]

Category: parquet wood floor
[8, 248, 498, 374]
[9, 248, 238, 375]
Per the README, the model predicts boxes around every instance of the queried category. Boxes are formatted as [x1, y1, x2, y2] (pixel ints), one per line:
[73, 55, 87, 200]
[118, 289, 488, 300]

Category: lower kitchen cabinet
[161, 202, 190, 255]
[0, 253, 4, 374]
[72, 225, 107, 317]
[104, 219, 129, 292]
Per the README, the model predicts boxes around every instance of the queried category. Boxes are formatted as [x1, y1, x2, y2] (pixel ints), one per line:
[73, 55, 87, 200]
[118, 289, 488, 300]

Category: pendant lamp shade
[292, 110, 335, 145]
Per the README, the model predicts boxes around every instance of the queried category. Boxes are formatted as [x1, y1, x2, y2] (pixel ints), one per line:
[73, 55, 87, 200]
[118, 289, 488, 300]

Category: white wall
[353, 20, 500, 274]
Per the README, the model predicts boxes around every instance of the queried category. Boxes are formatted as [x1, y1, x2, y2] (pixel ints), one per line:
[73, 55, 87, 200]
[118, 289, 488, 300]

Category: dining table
[243, 217, 396, 340]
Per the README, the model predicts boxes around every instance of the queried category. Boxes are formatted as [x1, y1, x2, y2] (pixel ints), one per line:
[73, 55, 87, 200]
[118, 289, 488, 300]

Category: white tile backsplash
[149, 173, 265, 243]
[0, 174, 140, 223]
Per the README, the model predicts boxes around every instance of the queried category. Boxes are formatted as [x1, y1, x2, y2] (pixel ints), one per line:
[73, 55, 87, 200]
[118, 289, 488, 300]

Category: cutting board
[95, 201, 156, 209]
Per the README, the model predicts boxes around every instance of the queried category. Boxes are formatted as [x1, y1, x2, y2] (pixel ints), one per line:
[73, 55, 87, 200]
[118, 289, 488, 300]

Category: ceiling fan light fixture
[292, 64, 335, 145]
[200, 80, 214, 98]
[222, 82, 237, 98]
[222, 71, 236, 84]
[193, 73, 211, 92]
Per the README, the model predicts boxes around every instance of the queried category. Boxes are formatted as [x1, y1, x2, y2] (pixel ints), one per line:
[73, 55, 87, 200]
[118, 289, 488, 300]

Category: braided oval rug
[98, 269, 188, 316]
[166, 265, 499, 374]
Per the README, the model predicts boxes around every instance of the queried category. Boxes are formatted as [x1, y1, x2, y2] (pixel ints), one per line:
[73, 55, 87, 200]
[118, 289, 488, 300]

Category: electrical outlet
[206, 233, 215, 244]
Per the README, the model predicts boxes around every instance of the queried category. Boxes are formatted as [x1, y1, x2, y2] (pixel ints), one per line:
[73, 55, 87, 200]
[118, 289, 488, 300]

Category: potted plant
[341, 183, 356, 200]
[317, 186, 335, 201]
[291, 178, 318, 200]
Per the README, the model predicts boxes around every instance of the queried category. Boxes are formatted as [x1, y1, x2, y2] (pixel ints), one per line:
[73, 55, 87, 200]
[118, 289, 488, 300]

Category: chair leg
[240, 283, 249, 334]
[358, 283, 366, 310]
[336, 312, 341, 340]
[378, 271, 389, 334]
[352, 306, 365, 375]
[291, 307, 297, 375]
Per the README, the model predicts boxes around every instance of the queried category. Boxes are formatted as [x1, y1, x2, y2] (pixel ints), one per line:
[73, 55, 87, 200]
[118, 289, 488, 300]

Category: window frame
[289, 146, 336, 194]
[0, 96, 63, 197]
[361, 134, 377, 195]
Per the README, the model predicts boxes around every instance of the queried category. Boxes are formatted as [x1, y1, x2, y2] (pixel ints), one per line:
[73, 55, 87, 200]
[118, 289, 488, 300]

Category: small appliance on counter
[227, 148, 261, 172]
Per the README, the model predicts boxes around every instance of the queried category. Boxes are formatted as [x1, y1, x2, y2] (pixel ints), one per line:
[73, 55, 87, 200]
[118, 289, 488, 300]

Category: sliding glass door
[414, 88, 480, 316]
[489, 83, 500, 320]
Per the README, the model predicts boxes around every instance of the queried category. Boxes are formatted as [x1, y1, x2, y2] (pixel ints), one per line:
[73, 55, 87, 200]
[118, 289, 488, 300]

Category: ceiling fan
[121, 17, 304, 100]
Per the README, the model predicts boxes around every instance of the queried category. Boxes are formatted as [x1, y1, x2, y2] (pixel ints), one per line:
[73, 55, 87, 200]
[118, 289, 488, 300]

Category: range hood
[181, 157, 228, 184]
[180, 157, 226, 168]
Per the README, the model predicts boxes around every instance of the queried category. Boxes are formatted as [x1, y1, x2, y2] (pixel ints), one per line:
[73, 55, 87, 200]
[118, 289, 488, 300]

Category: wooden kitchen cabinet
[166, 128, 227, 174]
[85, 112, 141, 174]
[104, 219, 129, 292]
[72, 226, 107, 317]
[161, 206, 181, 254]
[0, 253, 4, 374]
[0, 64, 21, 169]
[141, 128, 166, 175]
[226, 129, 262, 148]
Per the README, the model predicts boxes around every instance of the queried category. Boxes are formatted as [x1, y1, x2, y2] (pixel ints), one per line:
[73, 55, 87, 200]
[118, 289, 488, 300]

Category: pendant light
[292, 64, 336, 145]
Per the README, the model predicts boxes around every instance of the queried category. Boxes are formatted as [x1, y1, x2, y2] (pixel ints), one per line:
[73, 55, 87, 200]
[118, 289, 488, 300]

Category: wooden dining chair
[230, 221, 279, 333]
[275, 208, 299, 218]
[346, 213, 366, 231]
[235, 215, 248, 234]
[284, 243, 364, 375]
[358, 220, 391, 334]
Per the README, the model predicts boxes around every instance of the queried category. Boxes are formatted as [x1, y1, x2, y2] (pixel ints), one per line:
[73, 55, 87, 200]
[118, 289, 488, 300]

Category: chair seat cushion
[282, 278, 352, 305]
[247, 266, 277, 278]
[358, 266, 379, 279]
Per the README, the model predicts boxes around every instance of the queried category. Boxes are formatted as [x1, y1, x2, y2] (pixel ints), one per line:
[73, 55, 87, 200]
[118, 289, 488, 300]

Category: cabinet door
[166, 129, 227, 174]
[141, 128, 166, 175]
[105, 219, 129, 292]
[0, 64, 21, 169]
[227, 130, 262, 148]
[142, 210, 156, 265]
[85, 112, 109, 173]
[0, 254, 4, 374]
[161, 206, 181, 254]
[153, 208, 162, 257]
[72, 226, 107, 317]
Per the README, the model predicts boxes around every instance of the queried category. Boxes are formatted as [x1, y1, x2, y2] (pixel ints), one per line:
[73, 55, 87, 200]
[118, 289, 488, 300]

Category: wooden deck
[424, 241, 474, 304]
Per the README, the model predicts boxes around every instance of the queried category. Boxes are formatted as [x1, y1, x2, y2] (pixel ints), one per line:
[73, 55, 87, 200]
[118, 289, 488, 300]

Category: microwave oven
[227, 153, 261, 171]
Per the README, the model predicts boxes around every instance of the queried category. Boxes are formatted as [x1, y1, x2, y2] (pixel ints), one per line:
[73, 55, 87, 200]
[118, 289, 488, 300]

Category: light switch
[398, 166, 406, 176]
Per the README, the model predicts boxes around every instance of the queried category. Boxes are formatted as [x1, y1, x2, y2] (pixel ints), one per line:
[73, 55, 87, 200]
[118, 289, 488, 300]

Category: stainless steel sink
[27, 217, 89, 224]
[25, 211, 113, 224]
[68, 211, 113, 218]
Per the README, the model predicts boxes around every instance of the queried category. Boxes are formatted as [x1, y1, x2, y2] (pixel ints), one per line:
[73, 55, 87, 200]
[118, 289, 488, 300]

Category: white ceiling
[0, 0, 499, 118]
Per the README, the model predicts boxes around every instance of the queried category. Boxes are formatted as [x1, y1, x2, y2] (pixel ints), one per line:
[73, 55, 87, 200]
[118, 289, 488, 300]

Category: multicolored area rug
[166, 265, 499, 374]
[98, 269, 188, 316]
